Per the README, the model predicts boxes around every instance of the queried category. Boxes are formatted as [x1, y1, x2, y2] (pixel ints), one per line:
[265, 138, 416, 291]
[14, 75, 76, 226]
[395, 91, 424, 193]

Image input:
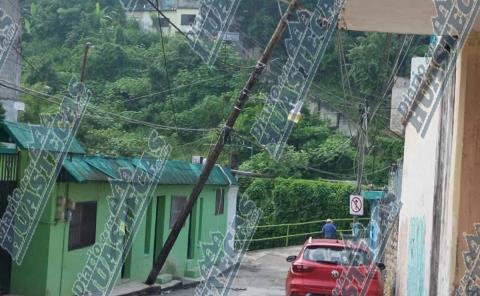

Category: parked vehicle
[285, 238, 385, 296]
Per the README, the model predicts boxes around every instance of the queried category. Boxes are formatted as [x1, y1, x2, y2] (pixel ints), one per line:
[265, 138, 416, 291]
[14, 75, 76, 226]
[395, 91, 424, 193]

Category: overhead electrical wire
[0, 80, 217, 132]
[122, 76, 223, 103]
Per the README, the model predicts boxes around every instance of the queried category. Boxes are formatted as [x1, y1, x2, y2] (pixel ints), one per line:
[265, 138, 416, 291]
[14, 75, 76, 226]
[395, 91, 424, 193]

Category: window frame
[180, 14, 196, 26]
[215, 188, 225, 216]
[170, 195, 187, 228]
[68, 201, 97, 251]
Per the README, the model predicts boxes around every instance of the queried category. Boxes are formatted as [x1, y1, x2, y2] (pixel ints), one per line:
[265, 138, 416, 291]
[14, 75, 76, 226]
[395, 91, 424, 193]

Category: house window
[68, 202, 97, 251]
[170, 196, 187, 228]
[181, 14, 196, 26]
[159, 17, 170, 28]
[215, 188, 225, 215]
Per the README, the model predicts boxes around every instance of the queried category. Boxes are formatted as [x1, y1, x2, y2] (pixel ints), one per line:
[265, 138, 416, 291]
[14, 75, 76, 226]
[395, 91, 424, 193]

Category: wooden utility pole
[352, 102, 369, 228]
[356, 103, 368, 194]
[145, 0, 299, 285]
[79, 43, 91, 84]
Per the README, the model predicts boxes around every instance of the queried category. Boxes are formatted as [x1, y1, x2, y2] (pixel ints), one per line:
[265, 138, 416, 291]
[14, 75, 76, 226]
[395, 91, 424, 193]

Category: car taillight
[292, 263, 313, 273]
[372, 270, 381, 279]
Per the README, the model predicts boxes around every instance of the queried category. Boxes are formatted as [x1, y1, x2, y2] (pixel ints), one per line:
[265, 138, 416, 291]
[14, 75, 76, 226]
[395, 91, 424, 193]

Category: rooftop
[0, 120, 236, 186]
[131, 0, 200, 11]
[62, 156, 236, 185]
[0, 121, 86, 154]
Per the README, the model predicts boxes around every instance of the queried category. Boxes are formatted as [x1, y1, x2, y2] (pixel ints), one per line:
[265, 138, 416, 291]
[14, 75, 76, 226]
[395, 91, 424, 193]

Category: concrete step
[156, 273, 173, 284]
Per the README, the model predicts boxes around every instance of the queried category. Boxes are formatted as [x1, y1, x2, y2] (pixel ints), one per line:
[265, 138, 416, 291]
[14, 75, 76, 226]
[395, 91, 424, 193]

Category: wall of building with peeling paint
[395, 57, 441, 296]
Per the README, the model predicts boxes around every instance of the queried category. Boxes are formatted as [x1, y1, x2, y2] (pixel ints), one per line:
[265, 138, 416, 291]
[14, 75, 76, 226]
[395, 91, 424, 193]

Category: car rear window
[303, 246, 370, 266]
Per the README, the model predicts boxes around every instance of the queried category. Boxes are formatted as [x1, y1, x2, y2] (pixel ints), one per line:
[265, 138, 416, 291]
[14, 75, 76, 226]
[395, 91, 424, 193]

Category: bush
[243, 178, 369, 250]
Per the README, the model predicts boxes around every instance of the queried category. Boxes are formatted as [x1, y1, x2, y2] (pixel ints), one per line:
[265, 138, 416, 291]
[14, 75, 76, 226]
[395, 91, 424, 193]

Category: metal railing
[0, 150, 18, 181]
[240, 217, 370, 249]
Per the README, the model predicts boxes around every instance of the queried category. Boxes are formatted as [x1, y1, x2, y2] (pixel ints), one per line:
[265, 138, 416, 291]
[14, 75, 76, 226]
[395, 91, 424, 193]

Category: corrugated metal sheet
[62, 156, 237, 186]
[1, 121, 86, 154]
[85, 156, 136, 180]
[0, 147, 16, 154]
[1, 121, 237, 186]
[159, 160, 235, 185]
[63, 157, 110, 182]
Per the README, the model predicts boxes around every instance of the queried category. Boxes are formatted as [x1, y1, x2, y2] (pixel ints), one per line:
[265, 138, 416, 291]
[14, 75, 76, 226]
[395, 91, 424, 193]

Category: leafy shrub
[244, 178, 369, 250]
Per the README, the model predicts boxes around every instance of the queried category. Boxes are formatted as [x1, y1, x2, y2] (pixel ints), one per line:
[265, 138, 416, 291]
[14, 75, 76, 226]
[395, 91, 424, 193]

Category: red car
[285, 238, 385, 296]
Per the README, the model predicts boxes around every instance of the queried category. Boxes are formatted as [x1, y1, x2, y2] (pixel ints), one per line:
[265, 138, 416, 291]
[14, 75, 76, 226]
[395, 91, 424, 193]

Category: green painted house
[0, 121, 239, 296]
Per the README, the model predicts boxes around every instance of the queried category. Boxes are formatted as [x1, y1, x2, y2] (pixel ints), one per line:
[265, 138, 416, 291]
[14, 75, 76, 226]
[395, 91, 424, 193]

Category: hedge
[243, 178, 369, 250]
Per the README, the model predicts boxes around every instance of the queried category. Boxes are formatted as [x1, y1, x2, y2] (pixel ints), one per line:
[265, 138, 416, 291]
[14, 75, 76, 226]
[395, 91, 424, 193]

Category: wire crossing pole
[353, 103, 369, 226]
[145, 0, 300, 285]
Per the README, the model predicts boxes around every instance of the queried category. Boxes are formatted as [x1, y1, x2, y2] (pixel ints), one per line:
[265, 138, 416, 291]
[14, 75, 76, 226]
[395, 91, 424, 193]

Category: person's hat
[326, 219, 333, 223]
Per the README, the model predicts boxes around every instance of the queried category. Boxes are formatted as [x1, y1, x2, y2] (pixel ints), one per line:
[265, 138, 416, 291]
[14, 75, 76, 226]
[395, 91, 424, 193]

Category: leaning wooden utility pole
[353, 102, 369, 227]
[145, 0, 300, 285]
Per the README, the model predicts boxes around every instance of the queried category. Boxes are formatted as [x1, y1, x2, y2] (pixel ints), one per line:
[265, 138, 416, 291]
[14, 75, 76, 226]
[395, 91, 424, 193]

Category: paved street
[160, 246, 302, 296]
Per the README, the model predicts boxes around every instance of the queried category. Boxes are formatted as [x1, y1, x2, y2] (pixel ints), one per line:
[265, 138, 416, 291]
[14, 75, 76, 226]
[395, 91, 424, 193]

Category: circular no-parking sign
[350, 195, 364, 216]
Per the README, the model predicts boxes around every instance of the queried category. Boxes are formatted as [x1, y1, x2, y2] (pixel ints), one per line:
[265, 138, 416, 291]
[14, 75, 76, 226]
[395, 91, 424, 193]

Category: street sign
[350, 195, 364, 216]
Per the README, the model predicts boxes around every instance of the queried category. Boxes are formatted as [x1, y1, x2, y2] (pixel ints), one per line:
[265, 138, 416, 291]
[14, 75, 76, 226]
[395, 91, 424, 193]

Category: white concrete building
[341, 1, 480, 294]
[0, 0, 23, 122]
[127, 0, 200, 35]
[306, 100, 358, 137]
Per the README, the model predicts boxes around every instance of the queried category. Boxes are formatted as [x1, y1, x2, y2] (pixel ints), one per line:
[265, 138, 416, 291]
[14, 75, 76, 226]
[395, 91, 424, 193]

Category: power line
[122, 76, 223, 103]
[0, 80, 217, 132]
[154, 0, 180, 134]
[369, 35, 416, 123]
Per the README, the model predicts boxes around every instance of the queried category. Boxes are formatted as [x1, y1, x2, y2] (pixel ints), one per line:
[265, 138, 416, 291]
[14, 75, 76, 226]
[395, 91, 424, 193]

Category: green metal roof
[0, 147, 17, 154]
[85, 156, 136, 180]
[63, 157, 110, 182]
[0, 121, 237, 186]
[62, 156, 237, 186]
[160, 160, 237, 185]
[1, 121, 86, 154]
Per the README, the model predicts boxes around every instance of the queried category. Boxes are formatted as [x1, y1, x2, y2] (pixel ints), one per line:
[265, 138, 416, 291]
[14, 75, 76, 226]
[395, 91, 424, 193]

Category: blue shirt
[322, 223, 337, 239]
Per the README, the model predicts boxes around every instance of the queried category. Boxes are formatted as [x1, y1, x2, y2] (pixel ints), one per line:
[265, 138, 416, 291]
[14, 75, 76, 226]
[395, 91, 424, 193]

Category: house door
[0, 181, 15, 295]
[187, 198, 201, 259]
[154, 196, 166, 261]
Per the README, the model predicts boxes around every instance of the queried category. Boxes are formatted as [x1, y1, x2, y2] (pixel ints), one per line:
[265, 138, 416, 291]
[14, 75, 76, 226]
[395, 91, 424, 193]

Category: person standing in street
[322, 219, 337, 239]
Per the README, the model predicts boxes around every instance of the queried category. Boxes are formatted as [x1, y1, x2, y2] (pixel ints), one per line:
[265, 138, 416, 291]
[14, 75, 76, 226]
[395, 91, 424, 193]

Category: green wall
[9, 175, 230, 296]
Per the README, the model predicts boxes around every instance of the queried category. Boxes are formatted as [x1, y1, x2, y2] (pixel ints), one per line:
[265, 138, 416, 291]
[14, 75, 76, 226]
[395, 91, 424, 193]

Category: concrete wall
[450, 32, 480, 289]
[341, 0, 480, 35]
[390, 77, 408, 136]
[395, 34, 480, 294]
[306, 100, 358, 137]
[129, 11, 156, 32]
[8, 152, 233, 295]
[0, 0, 23, 122]
[127, 8, 199, 35]
[396, 57, 441, 296]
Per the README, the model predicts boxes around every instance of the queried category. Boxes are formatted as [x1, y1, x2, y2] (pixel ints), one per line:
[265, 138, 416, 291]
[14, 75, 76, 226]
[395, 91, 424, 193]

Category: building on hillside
[306, 100, 358, 137]
[127, 0, 200, 34]
[0, 120, 238, 296]
[0, 0, 24, 122]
